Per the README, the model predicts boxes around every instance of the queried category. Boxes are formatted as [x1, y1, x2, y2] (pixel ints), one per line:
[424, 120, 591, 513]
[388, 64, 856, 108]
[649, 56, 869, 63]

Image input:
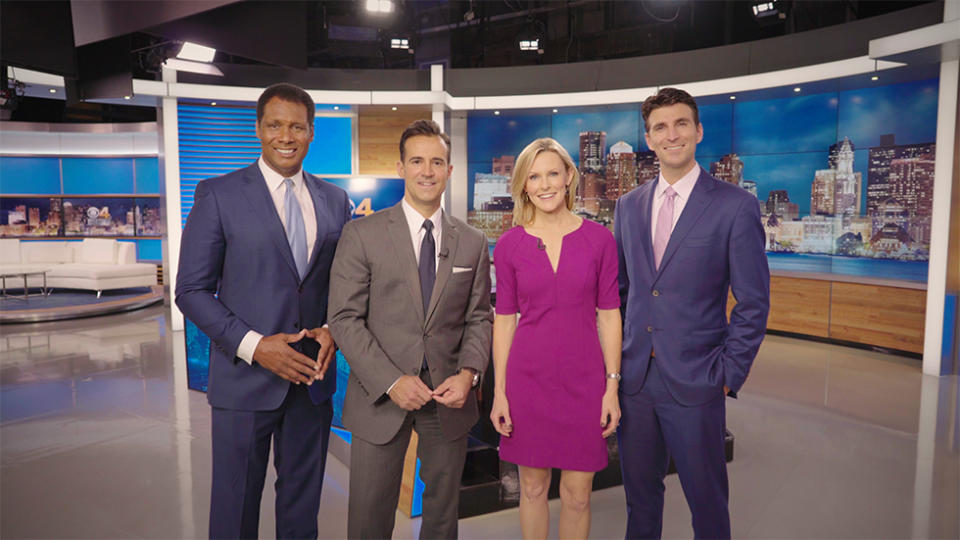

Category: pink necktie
[653, 187, 677, 270]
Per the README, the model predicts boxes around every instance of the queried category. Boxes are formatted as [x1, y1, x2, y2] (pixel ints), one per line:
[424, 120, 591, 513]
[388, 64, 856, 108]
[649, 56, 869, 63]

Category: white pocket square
[452, 266, 472, 274]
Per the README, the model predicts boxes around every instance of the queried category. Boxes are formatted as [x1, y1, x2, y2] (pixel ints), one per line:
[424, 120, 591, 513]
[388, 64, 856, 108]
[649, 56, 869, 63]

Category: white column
[922, 0, 960, 375]
[448, 112, 469, 221]
[160, 67, 185, 331]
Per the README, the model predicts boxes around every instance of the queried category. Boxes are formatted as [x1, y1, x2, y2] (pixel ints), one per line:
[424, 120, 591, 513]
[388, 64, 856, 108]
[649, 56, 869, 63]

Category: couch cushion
[78, 238, 117, 264]
[0, 239, 21, 264]
[48, 263, 157, 279]
[22, 241, 73, 263]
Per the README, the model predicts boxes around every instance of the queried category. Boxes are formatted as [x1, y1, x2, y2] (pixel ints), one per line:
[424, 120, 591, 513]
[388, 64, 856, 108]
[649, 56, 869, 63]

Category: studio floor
[1, 304, 957, 539]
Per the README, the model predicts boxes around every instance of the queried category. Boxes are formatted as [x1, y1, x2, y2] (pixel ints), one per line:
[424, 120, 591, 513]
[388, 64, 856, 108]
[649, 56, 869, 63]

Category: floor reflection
[0, 308, 957, 539]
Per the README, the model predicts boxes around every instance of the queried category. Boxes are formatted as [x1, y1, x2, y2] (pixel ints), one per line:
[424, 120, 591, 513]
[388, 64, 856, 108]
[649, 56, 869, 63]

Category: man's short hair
[256, 83, 315, 126]
[641, 87, 700, 132]
[399, 119, 451, 162]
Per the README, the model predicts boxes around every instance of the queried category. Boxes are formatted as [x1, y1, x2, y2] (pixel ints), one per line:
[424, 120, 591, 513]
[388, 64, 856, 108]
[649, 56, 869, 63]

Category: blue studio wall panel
[303, 116, 353, 174]
[0, 157, 61, 194]
[135, 158, 160, 193]
[62, 157, 135, 194]
[136, 238, 162, 261]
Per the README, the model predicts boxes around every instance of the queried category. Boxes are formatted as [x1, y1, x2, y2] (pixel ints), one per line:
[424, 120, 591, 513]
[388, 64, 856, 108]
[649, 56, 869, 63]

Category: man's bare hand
[252, 330, 318, 384]
[388, 375, 433, 411]
[432, 370, 474, 409]
[304, 327, 336, 380]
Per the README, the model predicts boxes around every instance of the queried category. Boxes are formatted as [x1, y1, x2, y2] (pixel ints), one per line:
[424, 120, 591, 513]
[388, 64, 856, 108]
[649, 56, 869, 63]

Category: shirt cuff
[386, 376, 403, 396]
[236, 330, 263, 365]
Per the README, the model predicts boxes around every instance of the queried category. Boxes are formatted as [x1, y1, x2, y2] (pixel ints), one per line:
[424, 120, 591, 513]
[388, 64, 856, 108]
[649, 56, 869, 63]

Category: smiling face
[255, 97, 314, 178]
[398, 134, 451, 216]
[524, 150, 573, 217]
[644, 102, 703, 182]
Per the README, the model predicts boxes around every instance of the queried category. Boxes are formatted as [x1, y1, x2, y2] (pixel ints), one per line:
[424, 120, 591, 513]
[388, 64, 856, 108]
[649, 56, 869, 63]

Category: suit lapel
[426, 212, 459, 326]
[635, 183, 657, 280]
[239, 164, 299, 279]
[303, 173, 330, 275]
[655, 170, 717, 279]
[387, 203, 426, 324]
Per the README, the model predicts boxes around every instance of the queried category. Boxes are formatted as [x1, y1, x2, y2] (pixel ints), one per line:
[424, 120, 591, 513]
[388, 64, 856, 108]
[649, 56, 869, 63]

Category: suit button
[298, 286, 303, 293]
[294, 322, 300, 329]
[646, 326, 653, 333]
[652, 290, 660, 297]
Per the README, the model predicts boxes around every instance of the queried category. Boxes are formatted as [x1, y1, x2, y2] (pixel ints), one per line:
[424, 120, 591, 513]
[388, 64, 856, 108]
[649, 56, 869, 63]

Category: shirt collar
[258, 156, 304, 192]
[401, 198, 442, 235]
[656, 162, 700, 201]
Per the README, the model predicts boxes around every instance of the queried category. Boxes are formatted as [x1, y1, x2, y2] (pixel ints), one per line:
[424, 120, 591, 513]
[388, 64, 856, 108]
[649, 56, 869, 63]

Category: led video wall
[0, 156, 162, 260]
[467, 77, 939, 282]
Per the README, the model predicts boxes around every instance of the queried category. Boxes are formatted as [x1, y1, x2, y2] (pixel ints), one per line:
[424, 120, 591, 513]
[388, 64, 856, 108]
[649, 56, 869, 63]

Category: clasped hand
[388, 370, 474, 411]
[252, 327, 337, 385]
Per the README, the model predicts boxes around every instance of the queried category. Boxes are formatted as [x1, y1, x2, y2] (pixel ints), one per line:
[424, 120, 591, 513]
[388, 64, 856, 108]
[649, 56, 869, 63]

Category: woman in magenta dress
[490, 137, 622, 539]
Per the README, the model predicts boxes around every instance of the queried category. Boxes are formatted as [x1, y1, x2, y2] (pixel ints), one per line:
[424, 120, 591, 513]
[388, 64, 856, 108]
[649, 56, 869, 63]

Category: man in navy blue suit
[614, 87, 770, 539]
[176, 83, 352, 539]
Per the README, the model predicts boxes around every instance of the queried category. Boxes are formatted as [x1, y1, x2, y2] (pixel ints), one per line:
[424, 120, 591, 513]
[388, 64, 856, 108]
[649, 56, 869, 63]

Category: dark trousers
[209, 384, 333, 539]
[347, 400, 467, 540]
[618, 359, 730, 540]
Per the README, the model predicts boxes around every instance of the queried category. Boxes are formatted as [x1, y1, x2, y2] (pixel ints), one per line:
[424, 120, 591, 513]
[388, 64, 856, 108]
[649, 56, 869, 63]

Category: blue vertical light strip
[178, 103, 261, 226]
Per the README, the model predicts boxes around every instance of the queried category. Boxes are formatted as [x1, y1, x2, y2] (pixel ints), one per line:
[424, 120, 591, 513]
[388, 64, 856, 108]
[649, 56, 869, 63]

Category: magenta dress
[494, 219, 620, 471]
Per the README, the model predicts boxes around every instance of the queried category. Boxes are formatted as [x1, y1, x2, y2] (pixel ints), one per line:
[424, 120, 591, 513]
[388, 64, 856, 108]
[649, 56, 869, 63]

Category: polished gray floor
[1, 305, 957, 539]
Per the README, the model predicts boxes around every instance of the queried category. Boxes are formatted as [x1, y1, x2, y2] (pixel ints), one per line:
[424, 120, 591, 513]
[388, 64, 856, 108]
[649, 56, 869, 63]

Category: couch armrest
[117, 242, 137, 264]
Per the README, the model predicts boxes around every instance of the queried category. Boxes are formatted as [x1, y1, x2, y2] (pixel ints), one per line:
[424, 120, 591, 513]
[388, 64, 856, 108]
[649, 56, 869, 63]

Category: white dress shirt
[236, 157, 319, 364]
[651, 163, 700, 244]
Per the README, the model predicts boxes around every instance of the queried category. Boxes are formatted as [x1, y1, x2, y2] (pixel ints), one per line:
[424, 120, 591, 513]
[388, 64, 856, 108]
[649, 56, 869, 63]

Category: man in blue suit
[176, 83, 352, 539]
[614, 87, 770, 539]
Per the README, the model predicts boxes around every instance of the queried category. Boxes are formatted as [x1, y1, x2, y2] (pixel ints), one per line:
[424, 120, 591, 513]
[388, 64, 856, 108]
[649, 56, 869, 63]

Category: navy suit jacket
[176, 162, 352, 411]
[614, 168, 770, 406]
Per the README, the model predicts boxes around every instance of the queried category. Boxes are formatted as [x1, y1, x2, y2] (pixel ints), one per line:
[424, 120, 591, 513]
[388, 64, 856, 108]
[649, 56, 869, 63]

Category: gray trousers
[347, 401, 467, 540]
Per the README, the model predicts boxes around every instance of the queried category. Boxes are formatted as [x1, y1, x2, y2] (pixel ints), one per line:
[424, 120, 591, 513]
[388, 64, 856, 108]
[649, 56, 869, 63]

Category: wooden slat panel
[397, 432, 419, 517]
[727, 276, 831, 337]
[829, 282, 926, 353]
[358, 106, 431, 176]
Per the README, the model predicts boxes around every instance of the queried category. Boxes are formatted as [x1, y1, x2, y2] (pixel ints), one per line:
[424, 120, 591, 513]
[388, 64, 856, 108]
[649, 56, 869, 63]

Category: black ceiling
[0, 0, 942, 122]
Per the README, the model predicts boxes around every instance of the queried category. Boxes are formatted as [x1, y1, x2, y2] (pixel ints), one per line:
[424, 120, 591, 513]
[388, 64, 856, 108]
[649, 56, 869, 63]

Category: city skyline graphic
[1, 197, 162, 238]
[467, 77, 938, 272]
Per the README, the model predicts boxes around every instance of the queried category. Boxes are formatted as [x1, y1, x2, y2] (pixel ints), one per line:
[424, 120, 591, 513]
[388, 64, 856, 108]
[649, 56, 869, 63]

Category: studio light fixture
[366, 0, 393, 13]
[494, 110, 500, 115]
[729, 95, 737, 100]
[177, 42, 217, 63]
[871, 75, 879, 81]
[162, 58, 224, 76]
[793, 87, 801, 92]
[390, 38, 409, 49]
[752, 1, 780, 18]
[519, 38, 540, 52]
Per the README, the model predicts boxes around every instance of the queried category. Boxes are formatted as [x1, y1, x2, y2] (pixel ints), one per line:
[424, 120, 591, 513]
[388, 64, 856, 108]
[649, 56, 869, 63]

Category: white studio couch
[0, 238, 158, 297]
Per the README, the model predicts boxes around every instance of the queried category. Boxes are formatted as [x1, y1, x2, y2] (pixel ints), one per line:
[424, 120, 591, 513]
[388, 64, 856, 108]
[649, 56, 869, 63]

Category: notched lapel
[655, 173, 717, 277]
[636, 185, 657, 278]
[387, 204, 426, 324]
[426, 214, 459, 325]
[303, 175, 331, 274]
[240, 165, 299, 279]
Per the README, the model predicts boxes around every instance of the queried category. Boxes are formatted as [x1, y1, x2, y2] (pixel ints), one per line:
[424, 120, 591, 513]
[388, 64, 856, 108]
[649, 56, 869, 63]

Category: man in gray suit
[328, 119, 492, 539]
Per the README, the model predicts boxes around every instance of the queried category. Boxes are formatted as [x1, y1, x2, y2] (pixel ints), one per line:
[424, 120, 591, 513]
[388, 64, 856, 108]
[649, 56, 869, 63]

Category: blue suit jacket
[176, 163, 352, 411]
[614, 168, 770, 406]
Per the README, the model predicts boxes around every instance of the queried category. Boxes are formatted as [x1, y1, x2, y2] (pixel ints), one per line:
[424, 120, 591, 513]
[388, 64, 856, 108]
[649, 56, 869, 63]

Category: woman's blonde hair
[510, 138, 580, 226]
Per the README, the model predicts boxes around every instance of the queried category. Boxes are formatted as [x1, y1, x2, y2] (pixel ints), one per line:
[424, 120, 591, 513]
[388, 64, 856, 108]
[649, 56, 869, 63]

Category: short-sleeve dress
[493, 219, 620, 472]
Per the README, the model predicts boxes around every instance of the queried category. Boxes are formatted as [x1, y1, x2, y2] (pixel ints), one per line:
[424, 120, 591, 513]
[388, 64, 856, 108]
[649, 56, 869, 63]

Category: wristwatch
[606, 372, 622, 381]
[459, 367, 481, 388]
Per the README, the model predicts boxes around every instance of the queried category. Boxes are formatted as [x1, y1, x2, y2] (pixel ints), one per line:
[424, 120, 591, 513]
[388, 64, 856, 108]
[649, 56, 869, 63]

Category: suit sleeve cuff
[236, 330, 263, 365]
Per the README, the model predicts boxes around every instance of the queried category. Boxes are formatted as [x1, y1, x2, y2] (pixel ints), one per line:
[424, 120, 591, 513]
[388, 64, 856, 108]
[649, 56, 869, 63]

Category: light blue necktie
[284, 177, 308, 279]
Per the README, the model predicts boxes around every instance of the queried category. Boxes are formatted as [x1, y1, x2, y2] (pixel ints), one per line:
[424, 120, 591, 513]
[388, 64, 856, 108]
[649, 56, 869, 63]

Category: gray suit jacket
[328, 202, 493, 445]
